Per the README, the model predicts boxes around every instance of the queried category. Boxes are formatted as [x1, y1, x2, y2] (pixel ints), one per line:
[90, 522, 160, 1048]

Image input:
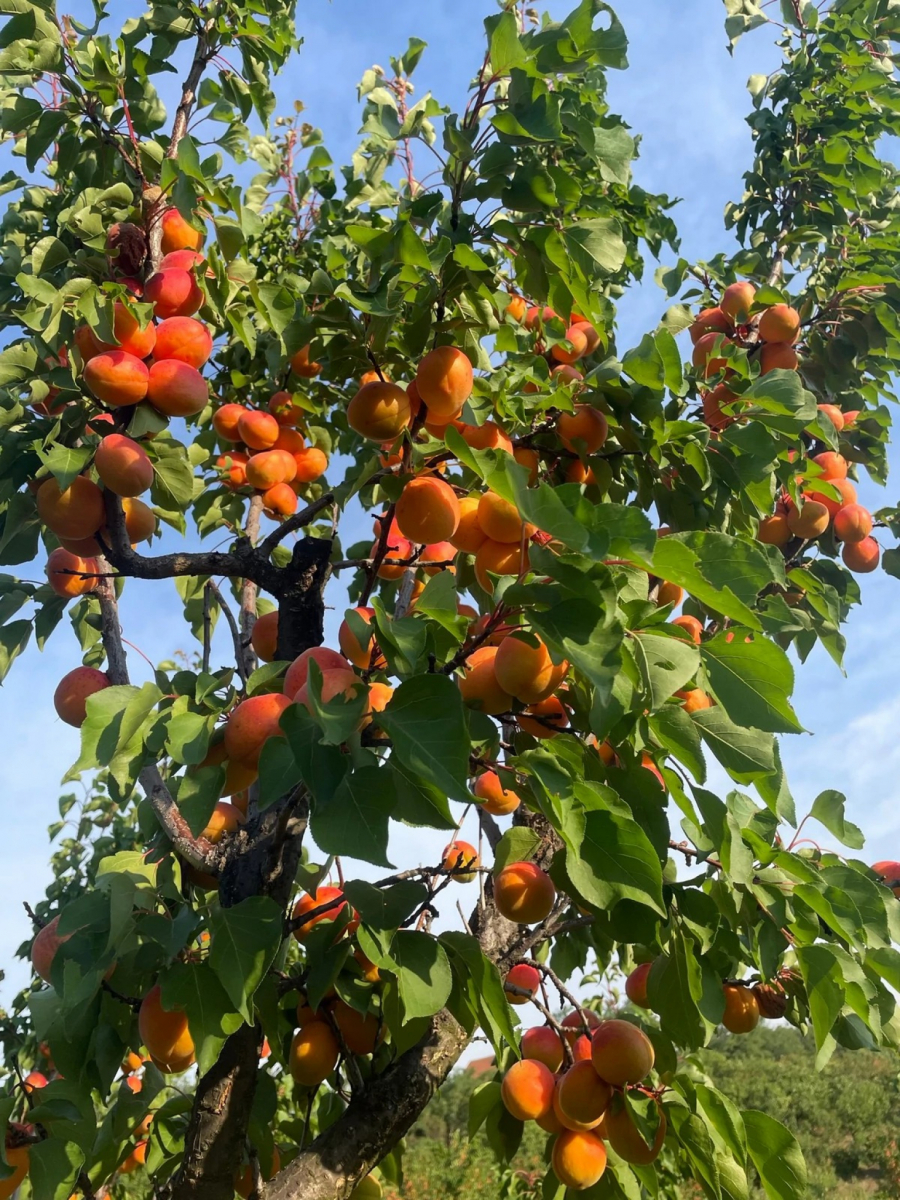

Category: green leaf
[743, 1111, 807, 1200]
[633, 631, 700, 710]
[493, 827, 541, 872]
[650, 705, 706, 784]
[29, 1139, 84, 1200]
[441, 931, 519, 1055]
[701, 633, 802, 734]
[257, 735, 303, 810]
[646, 929, 721, 1049]
[177, 765, 226, 838]
[376, 675, 471, 804]
[486, 11, 526, 73]
[0, 618, 31, 682]
[652, 534, 777, 629]
[310, 764, 395, 868]
[208, 897, 284, 1022]
[565, 804, 665, 916]
[160, 962, 243, 1075]
[693, 707, 776, 779]
[387, 930, 452, 1020]
[37, 444, 93, 492]
[809, 790, 864, 850]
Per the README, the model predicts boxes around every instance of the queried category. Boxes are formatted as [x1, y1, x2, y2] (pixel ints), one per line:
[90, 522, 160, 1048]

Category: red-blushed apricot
[246, 449, 297, 489]
[842, 535, 880, 573]
[145, 269, 203, 320]
[332, 1000, 383, 1056]
[93, 302, 156, 361]
[293, 446, 328, 484]
[572, 319, 601, 354]
[234, 1148, 281, 1198]
[84, 350, 150, 406]
[250, 611, 279, 663]
[348, 381, 411, 442]
[625, 961, 653, 1008]
[604, 1096, 667, 1165]
[474, 538, 528, 592]
[672, 614, 703, 644]
[551, 363, 584, 386]
[460, 421, 513, 454]
[656, 580, 684, 608]
[843, 409, 860, 427]
[290, 344, 321, 378]
[473, 769, 520, 816]
[224, 693, 292, 767]
[692, 332, 733, 377]
[524, 304, 557, 330]
[160, 207, 203, 255]
[501, 1058, 555, 1122]
[494, 632, 554, 704]
[139, 984, 196, 1072]
[760, 342, 799, 373]
[591, 1019, 654, 1086]
[395, 475, 461, 544]
[518, 695, 568, 739]
[560, 1009, 601, 1046]
[53, 666, 110, 727]
[290, 1021, 339, 1086]
[813, 451, 849, 481]
[94, 434, 154, 497]
[807, 476, 857, 517]
[759, 303, 800, 344]
[441, 840, 479, 883]
[786, 498, 829, 540]
[551, 324, 589, 364]
[557, 405, 608, 453]
[818, 403, 844, 430]
[758, 513, 791, 547]
[295, 668, 370, 724]
[458, 645, 513, 715]
[702, 384, 739, 431]
[477, 491, 534, 544]
[722, 984, 760, 1034]
[269, 390, 298, 427]
[504, 963, 540, 1004]
[721, 280, 756, 322]
[212, 403, 246, 442]
[160, 249, 205, 272]
[675, 687, 713, 714]
[147, 359, 208, 417]
[153, 316, 212, 369]
[450, 496, 487, 554]
[523, 1026, 565, 1073]
[337, 608, 383, 672]
[31, 914, 71, 982]
[201, 801, 243, 844]
[416, 345, 473, 420]
[46, 547, 99, 597]
[495, 861, 556, 924]
[552, 1129, 607, 1191]
[689, 306, 732, 344]
[417, 540, 456, 576]
[217, 450, 249, 489]
[22, 1071, 47, 1094]
[37, 476, 104, 540]
[834, 503, 873, 543]
[557, 1060, 613, 1129]
[292, 886, 358, 943]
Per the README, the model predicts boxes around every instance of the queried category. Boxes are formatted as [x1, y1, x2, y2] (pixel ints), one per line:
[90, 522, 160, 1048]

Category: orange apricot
[656, 580, 684, 608]
[842, 536, 880, 573]
[461, 421, 513, 454]
[551, 363, 584, 386]
[201, 801, 243, 844]
[53, 666, 110, 727]
[760, 342, 799, 373]
[675, 688, 713, 714]
[671, 614, 703, 644]
[145, 268, 202, 319]
[213, 404, 246, 442]
[812, 451, 849, 481]
[347, 381, 411, 442]
[246, 449, 297, 489]
[518, 695, 568, 739]
[160, 208, 203, 255]
[514, 447, 540, 484]
[722, 984, 760, 1034]
[84, 350, 150, 406]
[395, 474, 461, 544]
[458, 645, 513, 715]
[290, 1022, 339, 1086]
[758, 513, 791, 546]
[139, 984, 195, 1072]
[442, 840, 479, 883]
[472, 770, 520, 816]
[494, 632, 555, 704]
[551, 325, 589, 364]
[477, 491, 534, 544]
[786, 498, 829, 540]
[449, 496, 487, 554]
[702, 384, 739, 431]
[523, 1026, 564, 1073]
[557, 405, 608, 454]
[238, 410, 279, 451]
[818, 403, 844, 430]
[273, 428, 306, 456]
[833, 503, 873, 543]
[557, 1060, 613, 1130]
[354, 949, 381, 983]
[290, 344, 321, 378]
[283, 647, 352, 698]
[625, 962, 653, 1009]
[807, 476, 856, 517]
[474, 538, 528, 592]
[160, 249, 205, 271]
[758, 303, 800, 344]
[289, 445, 326, 485]
[122, 496, 156, 543]
[494, 861, 556, 924]
[552, 1130, 607, 1191]
[22, 1071, 47, 1094]
[224, 693, 291, 767]
[692, 332, 733, 377]
[501, 1059, 555, 1122]
[524, 305, 557, 330]
[591, 1019, 654, 1086]
[94, 434, 154, 497]
[31, 914, 71, 982]
[46, 547, 99, 597]
[721, 280, 756, 322]
[147, 358, 208, 417]
[689, 306, 732, 344]
[37, 476, 104, 540]
[561, 1010, 602, 1046]
[295, 668, 370, 724]
[332, 1000, 383, 1056]
[604, 1096, 667, 1165]
[269, 390, 298, 426]
[504, 963, 540, 1004]
[74, 323, 101, 363]
[292, 886, 358, 942]
[234, 1148, 281, 1198]
[153, 316, 212, 369]
[416, 346, 473, 420]
[216, 451, 249, 489]
[506, 295, 528, 322]
[337, 608, 383, 672]
[250, 611, 279, 663]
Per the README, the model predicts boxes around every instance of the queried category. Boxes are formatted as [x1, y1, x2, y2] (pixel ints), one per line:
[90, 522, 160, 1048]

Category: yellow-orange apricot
[557, 405, 608, 454]
[522, 1026, 564, 1073]
[834, 503, 873, 543]
[84, 350, 150, 406]
[139, 984, 196, 1072]
[0, 1146, 29, 1200]
[160, 208, 203, 255]
[95, 434, 154, 497]
[720, 280, 756, 322]
[237, 410, 279, 451]
[494, 632, 555, 704]
[500, 1058, 555, 1122]
[551, 325, 589, 364]
[365, 681, 393, 737]
[458, 645, 513, 715]
[675, 688, 713, 714]
[337, 608, 383, 672]
[147, 358, 208, 417]
[812, 451, 848, 481]
[293, 446, 328, 483]
[274, 427, 306, 456]
[332, 1000, 383, 1056]
[474, 538, 528, 592]
[119, 1141, 148, 1174]
[494, 861, 556, 924]
[656, 581, 684, 608]
[518, 695, 567, 739]
[224, 693, 292, 767]
[246, 449, 297, 489]
[234, 1148, 281, 1198]
[758, 303, 800, 344]
[292, 886, 358, 942]
[201, 801, 243, 844]
[347, 381, 411, 442]
[537, 1105, 565, 1136]
[53, 666, 110, 727]
[213, 404, 246, 442]
[506, 295, 528, 322]
[290, 1022, 339, 1086]
[625, 962, 653, 1008]
[552, 1130, 607, 1191]
[807, 477, 856, 517]
[46, 547, 99, 597]
[591, 1019, 654, 1086]
[153, 316, 212, 369]
[122, 1050, 145, 1075]
[842, 536, 880, 573]
[604, 1097, 667, 1165]
[216, 451, 248, 490]
[786, 498, 829, 540]
[560, 1010, 602, 1046]
[416, 346, 473, 420]
[514, 447, 540, 484]
[758, 514, 791, 546]
[671, 614, 703, 644]
[418, 540, 456, 576]
[30, 914, 71, 982]
[557, 1061, 613, 1129]
[760, 342, 798, 373]
[94, 302, 156, 360]
[504, 962, 541, 1003]
[37, 476, 104, 540]
[472, 770, 520, 816]
[145, 269, 203, 319]
[355, 949, 381, 983]
[460, 421, 513, 454]
[74, 323, 101, 362]
[450, 496, 487, 554]
[689, 306, 732, 344]
[250, 611, 279, 663]
[122, 496, 156, 543]
[395, 474, 460, 543]
[477, 491, 534, 544]
[722, 984, 760, 1034]
[290, 344, 321, 378]
[818, 403, 844, 431]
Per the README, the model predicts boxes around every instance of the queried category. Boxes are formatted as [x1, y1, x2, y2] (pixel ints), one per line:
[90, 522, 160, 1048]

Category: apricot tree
[0, 1, 899, 1199]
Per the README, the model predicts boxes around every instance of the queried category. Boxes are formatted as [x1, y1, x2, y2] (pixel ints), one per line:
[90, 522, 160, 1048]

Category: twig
[240, 495, 264, 680]
[258, 493, 336, 559]
[206, 579, 248, 684]
[202, 583, 212, 674]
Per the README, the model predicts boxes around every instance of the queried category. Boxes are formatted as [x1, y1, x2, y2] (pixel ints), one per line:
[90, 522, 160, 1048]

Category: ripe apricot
[786, 498, 829, 540]
[494, 632, 557, 704]
[477, 491, 534, 544]
[604, 1097, 667, 1165]
[74, 323, 101, 362]
[53, 666, 109, 727]
[95, 434, 154, 497]
[501, 1059, 555, 1122]
[656, 581, 684, 608]
[461, 421, 513, 454]
[290, 1021, 339, 1086]
[807, 476, 856, 516]
[395, 475, 460, 544]
[250, 611, 279, 663]
[722, 984, 760, 1034]
[31, 914, 70, 982]
[561, 1010, 602, 1046]
[458, 645, 513, 715]
[295, 668, 370, 724]
[504, 963, 540, 1004]
[160, 249, 205, 271]
[689, 306, 732, 344]
[246, 449, 297, 489]
[813, 451, 849, 482]
[551, 325, 589, 364]
[290, 344, 321, 377]
[416, 346, 473, 420]
[672, 615, 703, 644]
[591, 1020, 655, 1086]
[758, 303, 800, 344]
[442, 840, 479, 883]
[514, 446, 540, 484]
[702, 384, 739, 431]
[37, 476, 104, 540]
[525, 305, 557, 329]
[269, 390, 298, 427]
[551, 363, 584, 385]
[552, 1129, 607, 1191]
[758, 513, 791, 547]
[355, 949, 381, 983]
[760, 342, 799, 373]
[337, 609, 382, 672]
[294, 446, 328, 483]
[557, 405, 608, 453]
[842, 536, 880, 573]
[292, 886, 358, 942]
[449, 496, 487, 554]
[224, 693, 291, 767]
[234, 1148, 281, 1198]
[153, 316, 212, 369]
[347, 381, 411, 442]
[721, 280, 756, 322]
[92, 303, 156, 360]
[474, 538, 528, 592]
[692, 332, 732, 377]
[84, 350, 150, 406]
[557, 1060, 613, 1130]
[494, 861, 556, 924]
[216, 451, 248, 489]
[834, 503, 873, 543]
[23, 1071, 47, 1094]
[675, 688, 713, 714]
[573, 320, 601, 354]
[145, 269, 202, 319]
[201, 801, 243, 844]
[213, 404, 246, 442]
[160, 208, 203, 255]
[46, 547, 99, 597]
[518, 695, 568, 739]
[523, 1026, 564, 1073]
[147, 359, 208, 417]
[0, 1146, 29, 1200]
[332, 1000, 383, 1056]
[506, 295, 528, 322]
[122, 1051, 144, 1074]
[273, 428, 306, 456]
[625, 962, 653, 1008]
[472, 770, 520, 816]
[818, 403, 844, 430]
[139, 984, 196, 1072]
[236, 410, 278, 451]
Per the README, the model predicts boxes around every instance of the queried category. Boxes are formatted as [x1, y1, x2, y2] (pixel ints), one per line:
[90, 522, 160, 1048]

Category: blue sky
[0, 1, 897, 1006]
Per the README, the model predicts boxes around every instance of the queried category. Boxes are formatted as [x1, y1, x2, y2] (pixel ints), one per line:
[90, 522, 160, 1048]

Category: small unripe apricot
[671, 615, 703, 644]
[758, 514, 791, 547]
[518, 694, 568, 739]
[720, 280, 756, 322]
[604, 1097, 667, 1165]
[786, 499, 829, 540]
[84, 350, 150, 406]
[504, 962, 540, 1004]
[145, 268, 203, 319]
[494, 861, 556, 924]
[442, 840, 479, 883]
[689, 306, 732, 345]
[472, 769, 520, 816]
[54, 666, 110, 727]
[160, 208, 203, 255]
[557, 405, 608, 453]
[722, 984, 760, 1034]
[292, 886, 358, 942]
[501, 1058, 555, 1122]
[591, 1019, 654, 1086]
[833, 503, 873, 543]
[416, 346, 473, 420]
[95, 434, 154, 497]
[625, 962, 653, 1009]
[552, 1130, 608, 1191]
[458, 645, 513, 715]
[250, 611, 279, 662]
[842, 535, 879, 573]
[224, 693, 291, 767]
[290, 344, 321, 378]
[758, 303, 800, 344]
[139, 984, 196, 1073]
[557, 1060, 613, 1130]
[523, 1026, 564, 1072]
[290, 1022, 339, 1087]
[212, 404, 246, 442]
[395, 474, 460, 544]
[46, 547, 99, 597]
[337, 609, 382, 672]
[760, 342, 799, 373]
[37, 476, 104, 540]
[154, 316, 212, 369]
